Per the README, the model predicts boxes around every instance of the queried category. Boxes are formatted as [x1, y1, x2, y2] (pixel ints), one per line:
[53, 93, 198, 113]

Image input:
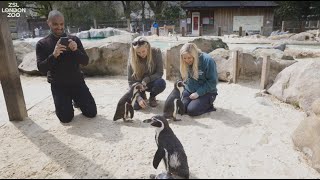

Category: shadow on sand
[12, 117, 114, 178]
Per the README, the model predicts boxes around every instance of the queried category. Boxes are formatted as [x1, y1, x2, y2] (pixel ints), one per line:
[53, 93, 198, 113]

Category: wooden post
[317, 20, 320, 28]
[281, 21, 285, 32]
[0, 10, 28, 121]
[199, 26, 203, 36]
[260, 26, 264, 36]
[156, 27, 159, 36]
[260, 56, 271, 90]
[232, 51, 240, 84]
[182, 27, 185, 37]
[93, 19, 97, 29]
[218, 26, 221, 36]
[239, 26, 242, 36]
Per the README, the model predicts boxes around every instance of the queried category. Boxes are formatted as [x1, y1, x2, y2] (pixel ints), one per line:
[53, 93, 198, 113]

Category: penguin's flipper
[177, 99, 185, 115]
[113, 106, 122, 121]
[153, 148, 165, 169]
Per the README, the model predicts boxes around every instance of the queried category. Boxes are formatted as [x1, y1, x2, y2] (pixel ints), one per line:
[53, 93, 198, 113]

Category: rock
[312, 98, 320, 116]
[82, 42, 131, 76]
[267, 60, 320, 114]
[290, 32, 315, 41]
[18, 51, 41, 75]
[13, 41, 35, 65]
[189, 37, 229, 53]
[76, 30, 90, 39]
[292, 111, 320, 173]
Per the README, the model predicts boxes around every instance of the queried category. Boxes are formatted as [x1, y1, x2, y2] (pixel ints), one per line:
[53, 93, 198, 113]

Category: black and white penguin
[163, 80, 185, 121]
[113, 82, 143, 122]
[148, 115, 189, 179]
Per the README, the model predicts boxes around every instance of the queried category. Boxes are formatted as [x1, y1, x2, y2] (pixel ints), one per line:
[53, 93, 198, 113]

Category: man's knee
[57, 111, 74, 123]
[82, 104, 97, 118]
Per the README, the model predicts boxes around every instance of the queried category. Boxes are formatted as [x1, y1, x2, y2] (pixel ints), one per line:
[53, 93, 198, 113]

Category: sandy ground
[1, 73, 320, 179]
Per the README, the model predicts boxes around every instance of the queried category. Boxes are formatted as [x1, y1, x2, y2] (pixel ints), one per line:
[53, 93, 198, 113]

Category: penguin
[113, 82, 143, 122]
[163, 80, 185, 121]
[147, 115, 189, 179]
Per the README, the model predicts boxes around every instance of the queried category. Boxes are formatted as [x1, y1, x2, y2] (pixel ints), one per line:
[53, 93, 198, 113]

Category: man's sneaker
[149, 96, 158, 107]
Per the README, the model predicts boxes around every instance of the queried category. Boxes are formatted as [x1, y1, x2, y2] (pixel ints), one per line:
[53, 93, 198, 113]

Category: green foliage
[162, 3, 186, 20]
[275, 1, 320, 21]
[17, 1, 54, 18]
[55, 1, 118, 27]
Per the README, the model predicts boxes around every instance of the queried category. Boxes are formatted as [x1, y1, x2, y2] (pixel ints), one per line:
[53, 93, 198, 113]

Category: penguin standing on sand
[147, 115, 189, 179]
[163, 80, 185, 121]
[113, 82, 143, 122]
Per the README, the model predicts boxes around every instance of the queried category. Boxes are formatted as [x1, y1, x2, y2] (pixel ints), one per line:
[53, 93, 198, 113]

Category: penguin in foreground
[163, 80, 185, 121]
[113, 82, 144, 122]
[147, 115, 189, 179]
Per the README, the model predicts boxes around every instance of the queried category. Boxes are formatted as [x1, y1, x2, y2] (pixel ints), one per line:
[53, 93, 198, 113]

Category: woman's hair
[130, 36, 154, 80]
[180, 43, 202, 81]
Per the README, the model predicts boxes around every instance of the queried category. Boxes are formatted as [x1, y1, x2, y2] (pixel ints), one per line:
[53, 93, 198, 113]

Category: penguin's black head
[131, 82, 144, 94]
[149, 115, 169, 128]
[174, 80, 185, 90]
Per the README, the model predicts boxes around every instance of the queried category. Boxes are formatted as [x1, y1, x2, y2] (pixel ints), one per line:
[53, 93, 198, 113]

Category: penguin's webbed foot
[123, 118, 134, 123]
[173, 118, 182, 121]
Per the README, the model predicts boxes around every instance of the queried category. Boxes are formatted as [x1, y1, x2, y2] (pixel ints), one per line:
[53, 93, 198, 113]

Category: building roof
[182, 1, 278, 9]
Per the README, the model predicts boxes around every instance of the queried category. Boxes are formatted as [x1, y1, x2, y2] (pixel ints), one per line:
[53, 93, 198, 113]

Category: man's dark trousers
[51, 81, 97, 123]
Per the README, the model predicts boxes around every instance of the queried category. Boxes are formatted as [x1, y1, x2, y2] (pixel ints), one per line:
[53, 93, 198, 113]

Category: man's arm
[71, 36, 89, 66]
[36, 41, 58, 75]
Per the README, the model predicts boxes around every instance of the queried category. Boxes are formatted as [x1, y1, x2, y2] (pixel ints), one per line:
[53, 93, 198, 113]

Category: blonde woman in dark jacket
[128, 36, 166, 109]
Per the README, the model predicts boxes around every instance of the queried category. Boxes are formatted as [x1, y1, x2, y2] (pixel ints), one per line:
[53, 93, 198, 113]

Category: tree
[55, 1, 118, 30]
[18, 1, 54, 18]
[147, 1, 166, 20]
[274, 1, 320, 31]
[162, 2, 186, 20]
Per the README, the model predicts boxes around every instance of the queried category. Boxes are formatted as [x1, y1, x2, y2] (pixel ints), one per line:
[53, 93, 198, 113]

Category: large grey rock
[76, 30, 90, 39]
[209, 48, 233, 82]
[13, 41, 35, 65]
[267, 33, 295, 40]
[82, 42, 131, 76]
[18, 51, 41, 75]
[289, 32, 315, 41]
[292, 99, 320, 173]
[88, 29, 105, 38]
[267, 60, 320, 114]
[189, 37, 229, 53]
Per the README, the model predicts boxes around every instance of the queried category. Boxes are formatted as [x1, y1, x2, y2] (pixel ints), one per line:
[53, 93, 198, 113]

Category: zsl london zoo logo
[2, 2, 26, 17]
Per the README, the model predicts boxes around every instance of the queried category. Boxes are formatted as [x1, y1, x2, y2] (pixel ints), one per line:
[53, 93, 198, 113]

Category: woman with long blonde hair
[179, 43, 218, 116]
[128, 36, 166, 109]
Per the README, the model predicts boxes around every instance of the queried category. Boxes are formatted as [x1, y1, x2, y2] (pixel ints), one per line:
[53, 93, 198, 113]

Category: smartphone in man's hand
[60, 37, 69, 47]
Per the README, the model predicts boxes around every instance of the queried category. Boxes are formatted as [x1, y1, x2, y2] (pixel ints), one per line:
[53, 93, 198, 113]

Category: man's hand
[53, 39, 67, 58]
[68, 39, 78, 51]
[189, 92, 199, 100]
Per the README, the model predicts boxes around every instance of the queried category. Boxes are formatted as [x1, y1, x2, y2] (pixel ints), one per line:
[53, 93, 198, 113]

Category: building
[181, 1, 278, 36]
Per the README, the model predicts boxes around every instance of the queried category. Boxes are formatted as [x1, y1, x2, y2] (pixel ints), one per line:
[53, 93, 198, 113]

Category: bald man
[36, 10, 97, 123]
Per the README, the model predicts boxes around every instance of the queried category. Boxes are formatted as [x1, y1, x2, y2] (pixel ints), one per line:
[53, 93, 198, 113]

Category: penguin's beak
[150, 118, 162, 127]
[142, 119, 152, 123]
